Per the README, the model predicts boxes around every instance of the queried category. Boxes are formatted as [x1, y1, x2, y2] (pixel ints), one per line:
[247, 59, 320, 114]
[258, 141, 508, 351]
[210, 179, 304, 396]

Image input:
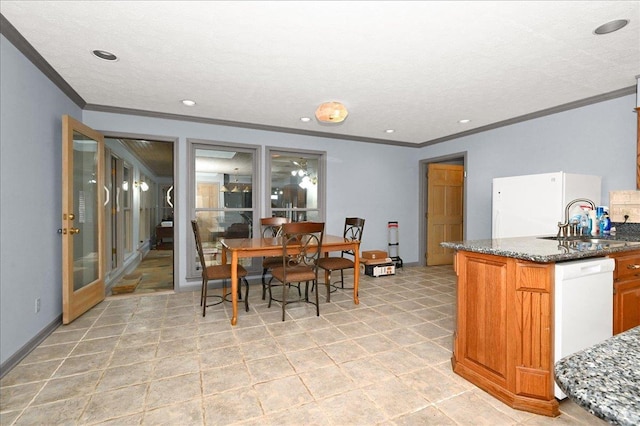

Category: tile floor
[0, 266, 606, 425]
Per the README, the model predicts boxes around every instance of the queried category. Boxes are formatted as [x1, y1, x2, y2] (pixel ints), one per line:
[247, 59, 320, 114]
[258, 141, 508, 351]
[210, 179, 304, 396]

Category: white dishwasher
[554, 257, 614, 399]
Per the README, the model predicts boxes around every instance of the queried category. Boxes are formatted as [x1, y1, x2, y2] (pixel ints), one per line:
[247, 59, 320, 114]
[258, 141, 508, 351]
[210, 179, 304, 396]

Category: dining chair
[316, 217, 365, 302]
[191, 220, 249, 317]
[260, 216, 290, 300]
[268, 221, 325, 321]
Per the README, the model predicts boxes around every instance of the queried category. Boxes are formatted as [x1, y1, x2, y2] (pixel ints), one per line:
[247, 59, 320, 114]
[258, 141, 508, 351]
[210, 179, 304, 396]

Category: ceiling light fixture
[92, 49, 118, 61]
[315, 101, 348, 123]
[458, 119, 471, 124]
[594, 19, 629, 35]
[300, 117, 311, 122]
[385, 129, 395, 133]
[182, 99, 196, 106]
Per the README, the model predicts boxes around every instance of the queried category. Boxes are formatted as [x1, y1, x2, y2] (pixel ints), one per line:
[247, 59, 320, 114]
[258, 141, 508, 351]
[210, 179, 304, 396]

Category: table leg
[231, 251, 238, 326]
[353, 242, 360, 305]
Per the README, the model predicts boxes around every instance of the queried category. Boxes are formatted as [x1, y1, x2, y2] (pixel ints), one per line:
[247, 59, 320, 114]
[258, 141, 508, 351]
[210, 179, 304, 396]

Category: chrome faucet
[557, 198, 596, 238]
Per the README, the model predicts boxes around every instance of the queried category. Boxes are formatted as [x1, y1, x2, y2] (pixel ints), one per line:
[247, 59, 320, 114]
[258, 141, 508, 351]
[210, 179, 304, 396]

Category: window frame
[265, 147, 326, 223]
[188, 139, 262, 279]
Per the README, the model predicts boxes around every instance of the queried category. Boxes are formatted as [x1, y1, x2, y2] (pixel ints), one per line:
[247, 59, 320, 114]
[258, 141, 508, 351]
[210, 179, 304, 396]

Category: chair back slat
[281, 222, 325, 269]
[191, 220, 209, 279]
[261, 217, 290, 238]
[343, 217, 365, 257]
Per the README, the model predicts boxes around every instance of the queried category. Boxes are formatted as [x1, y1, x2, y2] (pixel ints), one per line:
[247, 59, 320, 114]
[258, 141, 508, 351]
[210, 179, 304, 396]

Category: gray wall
[1, 28, 638, 369]
[418, 94, 638, 240]
[0, 35, 82, 368]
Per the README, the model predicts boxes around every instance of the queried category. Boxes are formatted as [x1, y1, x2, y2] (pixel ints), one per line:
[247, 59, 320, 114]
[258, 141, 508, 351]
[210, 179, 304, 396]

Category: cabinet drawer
[614, 253, 640, 281]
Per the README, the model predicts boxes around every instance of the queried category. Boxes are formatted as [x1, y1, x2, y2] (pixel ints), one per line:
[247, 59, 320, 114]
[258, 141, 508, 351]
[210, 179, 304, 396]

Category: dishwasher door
[554, 257, 614, 399]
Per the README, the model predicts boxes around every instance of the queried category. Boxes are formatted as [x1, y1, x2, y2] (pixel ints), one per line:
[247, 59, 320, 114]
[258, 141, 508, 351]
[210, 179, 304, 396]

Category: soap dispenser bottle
[579, 208, 590, 236]
[589, 210, 599, 236]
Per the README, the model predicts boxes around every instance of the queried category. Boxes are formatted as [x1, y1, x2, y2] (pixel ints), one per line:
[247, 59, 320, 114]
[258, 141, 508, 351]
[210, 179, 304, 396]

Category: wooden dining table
[221, 235, 361, 325]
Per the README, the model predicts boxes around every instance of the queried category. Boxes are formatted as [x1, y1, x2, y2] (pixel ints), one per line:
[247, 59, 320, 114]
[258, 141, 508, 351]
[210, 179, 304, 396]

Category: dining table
[221, 235, 361, 325]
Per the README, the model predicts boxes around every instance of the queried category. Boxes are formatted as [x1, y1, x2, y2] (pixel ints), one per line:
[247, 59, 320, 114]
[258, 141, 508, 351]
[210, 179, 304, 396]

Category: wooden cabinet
[610, 250, 640, 334]
[452, 251, 559, 417]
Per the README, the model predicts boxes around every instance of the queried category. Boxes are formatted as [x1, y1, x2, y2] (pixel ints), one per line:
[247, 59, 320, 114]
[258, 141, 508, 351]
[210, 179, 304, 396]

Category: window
[267, 148, 325, 222]
[190, 142, 259, 277]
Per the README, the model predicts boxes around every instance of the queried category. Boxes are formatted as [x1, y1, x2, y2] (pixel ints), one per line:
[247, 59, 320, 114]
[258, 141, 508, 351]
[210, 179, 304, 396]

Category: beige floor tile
[353, 333, 398, 354]
[240, 337, 282, 361]
[398, 366, 468, 403]
[339, 356, 397, 387]
[321, 339, 369, 364]
[146, 373, 202, 409]
[405, 340, 453, 365]
[142, 398, 204, 425]
[53, 351, 111, 378]
[254, 375, 313, 414]
[286, 347, 334, 373]
[246, 354, 296, 383]
[19, 342, 76, 365]
[79, 383, 147, 424]
[70, 336, 119, 356]
[109, 342, 157, 367]
[266, 401, 332, 425]
[318, 388, 387, 425]
[299, 364, 356, 399]
[203, 386, 263, 425]
[305, 325, 348, 346]
[32, 371, 101, 406]
[436, 390, 520, 425]
[0, 359, 61, 387]
[201, 363, 252, 395]
[12, 396, 88, 425]
[153, 352, 200, 380]
[275, 332, 317, 352]
[363, 376, 431, 419]
[96, 361, 153, 392]
[199, 345, 243, 371]
[0, 381, 45, 412]
[155, 336, 198, 358]
[392, 404, 456, 425]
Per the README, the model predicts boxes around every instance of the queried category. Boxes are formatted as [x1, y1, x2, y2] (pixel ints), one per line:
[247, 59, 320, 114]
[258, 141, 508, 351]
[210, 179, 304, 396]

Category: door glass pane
[73, 130, 99, 290]
[123, 165, 132, 254]
[270, 153, 320, 222]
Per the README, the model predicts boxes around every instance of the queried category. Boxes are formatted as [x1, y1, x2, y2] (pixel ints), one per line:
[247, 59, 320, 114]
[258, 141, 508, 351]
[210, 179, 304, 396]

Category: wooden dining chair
[268, 222, 324, 321]
[191, 220, 249, 317]
[260, 216, 290, 299]
[316, 217, 365, 302]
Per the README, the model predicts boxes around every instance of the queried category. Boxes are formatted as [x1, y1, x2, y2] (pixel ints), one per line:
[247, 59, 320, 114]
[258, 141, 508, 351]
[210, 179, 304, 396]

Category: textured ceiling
[1, 1, 638, 147]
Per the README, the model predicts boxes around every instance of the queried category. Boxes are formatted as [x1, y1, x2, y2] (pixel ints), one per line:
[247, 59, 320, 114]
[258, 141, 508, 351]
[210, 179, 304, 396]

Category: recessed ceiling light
[92, 50, 118, 61]
[594, 19, 629, 35]
[181, 99, 196, 106]
[384, 129, 395, 133]
[300, 117, 311, 122]
[458, 119, 471, 124]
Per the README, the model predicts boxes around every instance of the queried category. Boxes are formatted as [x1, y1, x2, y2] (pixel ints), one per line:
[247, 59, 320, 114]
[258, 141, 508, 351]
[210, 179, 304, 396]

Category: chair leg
[200, 277, 205, 307]
[325, 270, 332, 303]
[314, 279, 320, 317]
[202, 278, 208, 317]
[282, 283, 289, 321]
[261, 268, 268, 300]
[267, 278, 273, 308]
[340, 270, 345, 289]
[241, 278, 250, 312]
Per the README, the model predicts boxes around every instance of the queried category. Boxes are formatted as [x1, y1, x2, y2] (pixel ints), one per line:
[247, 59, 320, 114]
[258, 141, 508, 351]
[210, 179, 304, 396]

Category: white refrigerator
[492, 172, 601, 238]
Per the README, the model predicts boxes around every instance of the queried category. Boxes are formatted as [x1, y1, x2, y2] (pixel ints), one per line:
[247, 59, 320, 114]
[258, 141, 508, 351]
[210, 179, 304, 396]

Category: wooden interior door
[426, 163, 464, 265]
[62, 115, 105, 324]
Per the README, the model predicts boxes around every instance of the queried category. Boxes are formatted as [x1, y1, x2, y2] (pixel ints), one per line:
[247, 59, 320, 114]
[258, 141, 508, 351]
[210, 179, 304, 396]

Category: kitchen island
[441, 234, 640, 417]
[555, 325, 640, 426]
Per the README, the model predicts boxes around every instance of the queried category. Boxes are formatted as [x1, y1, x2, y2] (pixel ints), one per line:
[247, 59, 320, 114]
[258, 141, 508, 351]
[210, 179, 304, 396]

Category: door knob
[69, 228, 80, 234]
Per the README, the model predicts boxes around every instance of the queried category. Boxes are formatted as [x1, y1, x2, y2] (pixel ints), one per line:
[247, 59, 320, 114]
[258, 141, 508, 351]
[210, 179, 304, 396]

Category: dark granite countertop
[441, 231, 640, 263]
[555, 326, 640, 426]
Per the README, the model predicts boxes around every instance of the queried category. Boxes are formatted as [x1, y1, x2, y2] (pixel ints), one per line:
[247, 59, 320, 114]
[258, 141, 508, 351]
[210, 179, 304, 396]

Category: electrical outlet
[35, 298, 40, 313]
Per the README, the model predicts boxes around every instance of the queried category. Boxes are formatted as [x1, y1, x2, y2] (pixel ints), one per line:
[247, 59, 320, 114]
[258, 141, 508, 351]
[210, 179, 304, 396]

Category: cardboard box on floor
[362, 250, 388, 260]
